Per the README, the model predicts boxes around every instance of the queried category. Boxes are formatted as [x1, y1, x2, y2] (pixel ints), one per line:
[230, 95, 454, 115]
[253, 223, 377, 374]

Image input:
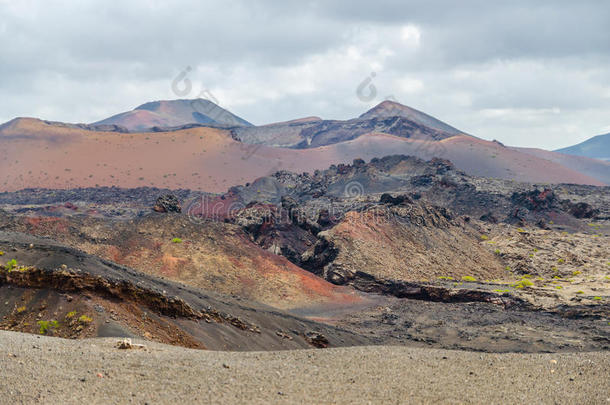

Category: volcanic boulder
[153, 194, 182, 213]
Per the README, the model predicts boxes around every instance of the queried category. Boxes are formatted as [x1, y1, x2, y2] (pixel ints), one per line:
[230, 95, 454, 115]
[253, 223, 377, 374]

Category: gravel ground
[0, 331, 608, 404]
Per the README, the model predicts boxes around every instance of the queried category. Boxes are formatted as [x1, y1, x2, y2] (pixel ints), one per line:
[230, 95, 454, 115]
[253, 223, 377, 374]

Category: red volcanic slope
[511, 146, 610, 185]
[0, 118, 605, 192]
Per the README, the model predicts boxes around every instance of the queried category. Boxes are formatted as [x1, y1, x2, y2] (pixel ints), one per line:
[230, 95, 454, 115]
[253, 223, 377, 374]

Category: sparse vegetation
[171, 237, 183, 244]
[512, 279, 534, 289]
[461, 276, 476, 282]
[480, 235, 488, 241]
[65, 311, 77, 319]
[78, 315, 93, 323]
[37, 320, 59, 335]
[5, 259, 17, 271]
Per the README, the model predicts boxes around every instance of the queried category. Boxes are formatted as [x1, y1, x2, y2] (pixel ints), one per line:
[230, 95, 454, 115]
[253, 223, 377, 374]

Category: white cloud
[400, 25, 421, 47]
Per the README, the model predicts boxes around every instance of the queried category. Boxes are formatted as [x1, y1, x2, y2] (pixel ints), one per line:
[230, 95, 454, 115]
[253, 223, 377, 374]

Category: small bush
[78, 315, 93, 323]
[16, 306, 26, 313]
[462, 276, 477, 282]
[592, 296, 602, 301]
[5, 259, 17, 271]
[575, 291, 584, 294]
[171, 237, 183, 244]
[65, 311, 77, 319]
[513, 279, 534, 289]
[37, 320, 59, 335]
[480, 235, 489, 241]
[0, 251, 4, 256]
[557, 258, 565, 264]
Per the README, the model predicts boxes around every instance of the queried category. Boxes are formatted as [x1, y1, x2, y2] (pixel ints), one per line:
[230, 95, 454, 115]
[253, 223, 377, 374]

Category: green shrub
[37, 320, 59, 335]
[513, 279, 534, 289]
[78, 315, 93, 323]
[65, 311, 77, 319]
[171, 237, 182, 244]
[5, 259, 17, 271]
[462, 276, 476, 282]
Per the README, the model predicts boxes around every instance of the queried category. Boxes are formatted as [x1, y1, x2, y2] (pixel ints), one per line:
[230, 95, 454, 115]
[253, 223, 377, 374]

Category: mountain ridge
[92, 98, 253, 131]
[555, 132, 610, 161]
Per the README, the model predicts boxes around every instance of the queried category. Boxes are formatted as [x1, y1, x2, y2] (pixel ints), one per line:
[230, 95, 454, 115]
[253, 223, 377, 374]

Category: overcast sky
[1, 0, 609, 149]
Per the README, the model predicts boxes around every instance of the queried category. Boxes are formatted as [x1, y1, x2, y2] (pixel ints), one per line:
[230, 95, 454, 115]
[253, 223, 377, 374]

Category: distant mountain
[232, 100, 465, 149]
[358, 100, 464, 136]
[1, 100, 608, 191]
[555, 133, 610, 161]
[93, 99, 252, 132]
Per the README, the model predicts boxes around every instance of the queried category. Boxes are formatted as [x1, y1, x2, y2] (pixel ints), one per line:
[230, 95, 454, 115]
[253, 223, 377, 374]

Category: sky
[0, 0, 609, 149]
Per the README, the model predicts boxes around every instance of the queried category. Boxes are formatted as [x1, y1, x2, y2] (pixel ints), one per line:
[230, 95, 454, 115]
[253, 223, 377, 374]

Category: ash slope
[0, 231, 370, 351]
[1, 331, 608, 405]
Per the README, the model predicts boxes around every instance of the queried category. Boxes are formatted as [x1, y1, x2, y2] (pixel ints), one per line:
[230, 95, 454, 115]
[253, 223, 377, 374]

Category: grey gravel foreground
[0, 331, 608, 405]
